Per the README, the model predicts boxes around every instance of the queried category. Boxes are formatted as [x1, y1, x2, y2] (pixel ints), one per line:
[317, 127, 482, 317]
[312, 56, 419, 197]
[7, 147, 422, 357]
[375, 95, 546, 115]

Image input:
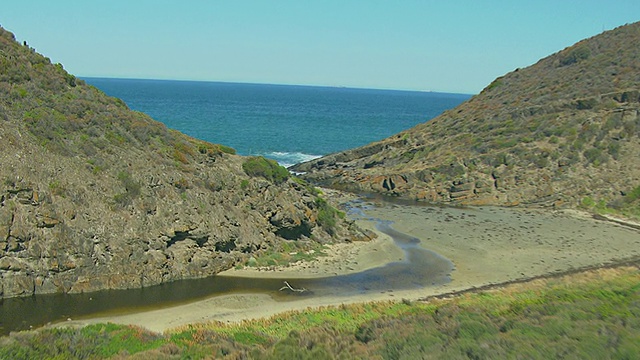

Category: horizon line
[79, 75, 476, 96]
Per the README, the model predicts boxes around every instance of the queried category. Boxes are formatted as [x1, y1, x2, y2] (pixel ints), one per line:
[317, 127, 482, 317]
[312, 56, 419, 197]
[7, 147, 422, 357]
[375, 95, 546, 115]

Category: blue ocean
[84, 78, 471, 167]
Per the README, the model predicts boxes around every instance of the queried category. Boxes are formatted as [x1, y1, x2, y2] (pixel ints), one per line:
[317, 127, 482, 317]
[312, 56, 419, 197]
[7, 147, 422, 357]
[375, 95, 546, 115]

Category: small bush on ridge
[242, 156, 290, 184]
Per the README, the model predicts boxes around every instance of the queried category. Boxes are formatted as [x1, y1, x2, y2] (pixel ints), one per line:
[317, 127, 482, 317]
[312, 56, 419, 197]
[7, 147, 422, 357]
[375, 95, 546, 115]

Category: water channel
[0, 201, 454, 335]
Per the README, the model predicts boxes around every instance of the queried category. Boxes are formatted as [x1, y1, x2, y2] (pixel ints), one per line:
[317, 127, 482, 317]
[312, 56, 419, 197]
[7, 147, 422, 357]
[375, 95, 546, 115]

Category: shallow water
[0, 203, 454, 335]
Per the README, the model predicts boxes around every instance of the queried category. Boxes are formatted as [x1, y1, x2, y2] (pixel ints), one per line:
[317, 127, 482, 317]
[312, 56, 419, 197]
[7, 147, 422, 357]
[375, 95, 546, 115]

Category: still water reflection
[0, 201, 453, 335]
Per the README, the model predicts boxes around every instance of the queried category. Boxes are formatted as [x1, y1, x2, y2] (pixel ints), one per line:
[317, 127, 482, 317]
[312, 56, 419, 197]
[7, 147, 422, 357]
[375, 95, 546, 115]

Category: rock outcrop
[293, 22, 640, 211]
[0, 27, 364, 298]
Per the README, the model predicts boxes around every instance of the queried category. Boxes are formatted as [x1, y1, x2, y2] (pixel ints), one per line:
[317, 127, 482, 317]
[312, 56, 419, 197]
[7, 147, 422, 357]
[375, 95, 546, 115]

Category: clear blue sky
[2, 1, 638, 94]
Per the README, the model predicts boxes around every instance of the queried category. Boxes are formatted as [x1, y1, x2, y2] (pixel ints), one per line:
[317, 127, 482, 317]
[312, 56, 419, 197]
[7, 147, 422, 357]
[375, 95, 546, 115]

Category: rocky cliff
[293, 22, 640, 213]
[0, 27, 365, 298]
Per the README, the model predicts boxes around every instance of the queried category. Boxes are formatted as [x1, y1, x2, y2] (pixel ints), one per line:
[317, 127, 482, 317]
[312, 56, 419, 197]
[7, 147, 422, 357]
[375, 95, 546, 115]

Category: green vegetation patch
[580, 184, 640, 220]
[196, 141, 237, 156]
[291, 176, 322, 196]
[315, 196, 345, 235]
[242, 156, 290, 184]
[0, 323, 165, 359]
[113, 171, 141, 207]
[483, 77, 503, 92]
[241, 240, 327, 268]
[559, 44, 591, 66]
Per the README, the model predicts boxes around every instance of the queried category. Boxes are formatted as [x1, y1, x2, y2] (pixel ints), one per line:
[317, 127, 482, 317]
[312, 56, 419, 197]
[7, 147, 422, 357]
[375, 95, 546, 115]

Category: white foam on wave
[259, 151, 323, 168]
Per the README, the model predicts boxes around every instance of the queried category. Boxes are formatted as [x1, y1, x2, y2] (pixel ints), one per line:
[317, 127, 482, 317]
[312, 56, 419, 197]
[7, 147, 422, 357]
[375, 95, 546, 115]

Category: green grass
[242, 240, 328, 268]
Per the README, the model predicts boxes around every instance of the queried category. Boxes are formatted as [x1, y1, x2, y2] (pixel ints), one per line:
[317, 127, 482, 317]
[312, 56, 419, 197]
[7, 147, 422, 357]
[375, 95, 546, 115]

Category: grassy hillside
[294, 22, 640, 218]
[1, 265, 638, 359]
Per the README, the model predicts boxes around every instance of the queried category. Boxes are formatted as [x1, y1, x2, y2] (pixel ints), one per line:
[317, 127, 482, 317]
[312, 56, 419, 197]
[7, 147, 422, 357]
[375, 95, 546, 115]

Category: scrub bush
[242, 156, 290, 184]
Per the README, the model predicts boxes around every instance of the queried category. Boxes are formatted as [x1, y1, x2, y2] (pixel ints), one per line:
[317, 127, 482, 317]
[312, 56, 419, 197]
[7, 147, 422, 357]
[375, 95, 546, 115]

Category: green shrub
[575, 98, 598, 110]
[292, 176, 321, 195]
[173, 178, 189, 190]
[197, 142, 237, 156]
[491, 136, 518, 149]
[559, 45, 590, 66]
[172, 140, 194, 164]
[219, 144, 236, 155]
[117, 171, 141, 197]
[604, 142, 619, 161]
[113, 171, 141, 206]
[242, 156, 290, 184]
[624, 185, 640, 203]
[583, 147, 608, 166]
[432, 162, 466, 178]
[315, 197, 344, 235]
[48, 180, 66, 196]
[483, 78, 503, 92]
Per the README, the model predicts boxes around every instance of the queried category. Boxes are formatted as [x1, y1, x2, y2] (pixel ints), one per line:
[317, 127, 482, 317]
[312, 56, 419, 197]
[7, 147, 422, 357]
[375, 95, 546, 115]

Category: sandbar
[63, 195, 640, 333]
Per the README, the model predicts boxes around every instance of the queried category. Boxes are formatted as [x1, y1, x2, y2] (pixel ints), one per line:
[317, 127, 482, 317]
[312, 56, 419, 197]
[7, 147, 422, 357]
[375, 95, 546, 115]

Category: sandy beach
[64, 195, 640, 333]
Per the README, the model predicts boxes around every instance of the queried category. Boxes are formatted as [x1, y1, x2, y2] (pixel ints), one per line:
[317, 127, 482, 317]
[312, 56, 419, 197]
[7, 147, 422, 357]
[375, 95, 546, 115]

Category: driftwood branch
[279, 281, 307, 293]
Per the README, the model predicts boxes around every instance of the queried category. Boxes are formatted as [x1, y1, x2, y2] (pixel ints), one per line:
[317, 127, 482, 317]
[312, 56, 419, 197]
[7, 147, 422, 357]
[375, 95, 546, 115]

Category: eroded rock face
[0, 154, 365, 298]
[371, 174, 408, 194]
[269, 204, 313, 240]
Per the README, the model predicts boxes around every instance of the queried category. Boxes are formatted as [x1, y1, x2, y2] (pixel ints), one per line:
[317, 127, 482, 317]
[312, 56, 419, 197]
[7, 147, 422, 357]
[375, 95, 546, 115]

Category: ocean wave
[258, 151, 323, 168]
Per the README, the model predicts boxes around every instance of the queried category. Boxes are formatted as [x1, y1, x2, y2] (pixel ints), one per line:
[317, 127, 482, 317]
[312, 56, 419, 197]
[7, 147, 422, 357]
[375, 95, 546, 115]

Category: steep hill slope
[294, 22, 640, 215]
[0, 27, 363, 298]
